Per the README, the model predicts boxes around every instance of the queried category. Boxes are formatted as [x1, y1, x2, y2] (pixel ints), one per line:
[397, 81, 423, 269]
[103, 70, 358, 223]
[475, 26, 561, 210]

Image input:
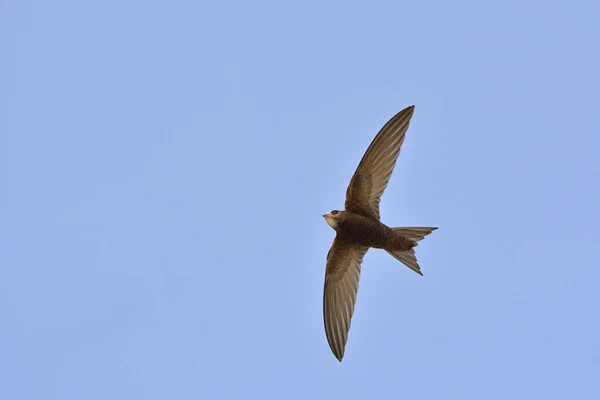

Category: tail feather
[391, 227, 438, 243]
[385, 227, 437, 276]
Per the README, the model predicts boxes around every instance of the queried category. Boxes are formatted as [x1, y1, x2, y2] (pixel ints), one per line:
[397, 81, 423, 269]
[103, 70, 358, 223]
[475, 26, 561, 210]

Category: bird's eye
[331, 210, 338, 215]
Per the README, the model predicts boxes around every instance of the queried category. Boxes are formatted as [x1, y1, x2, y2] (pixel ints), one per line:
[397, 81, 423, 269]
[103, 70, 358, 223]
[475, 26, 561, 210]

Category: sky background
[2, 1, 599, 399]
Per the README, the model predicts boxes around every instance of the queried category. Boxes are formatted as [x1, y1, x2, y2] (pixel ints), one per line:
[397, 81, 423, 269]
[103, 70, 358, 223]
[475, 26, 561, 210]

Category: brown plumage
[322, 105, 437, 362]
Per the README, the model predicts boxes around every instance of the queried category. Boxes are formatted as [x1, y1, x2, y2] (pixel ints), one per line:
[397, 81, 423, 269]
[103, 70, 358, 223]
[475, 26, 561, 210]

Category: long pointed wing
[323, 236, 369, 361]
[345, 105, 415, 220]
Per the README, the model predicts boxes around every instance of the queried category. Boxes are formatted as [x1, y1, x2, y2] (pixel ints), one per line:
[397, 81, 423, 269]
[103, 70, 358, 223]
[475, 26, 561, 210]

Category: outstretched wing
[345, 105, 415, 220]
[323, 236, 369, 361]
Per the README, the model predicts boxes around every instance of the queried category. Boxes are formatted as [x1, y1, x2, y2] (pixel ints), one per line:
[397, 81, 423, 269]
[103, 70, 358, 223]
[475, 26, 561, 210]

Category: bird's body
[325, 210, 416, 251]
[322, 105, 437, 361]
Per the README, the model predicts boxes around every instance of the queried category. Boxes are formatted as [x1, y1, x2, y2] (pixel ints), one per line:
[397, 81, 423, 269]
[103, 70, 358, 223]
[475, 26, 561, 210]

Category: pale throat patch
[325, 215, 338, 230]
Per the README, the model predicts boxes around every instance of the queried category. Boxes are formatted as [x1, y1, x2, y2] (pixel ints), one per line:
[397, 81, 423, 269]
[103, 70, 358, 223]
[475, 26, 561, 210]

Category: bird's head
[323, 210, 343, 230]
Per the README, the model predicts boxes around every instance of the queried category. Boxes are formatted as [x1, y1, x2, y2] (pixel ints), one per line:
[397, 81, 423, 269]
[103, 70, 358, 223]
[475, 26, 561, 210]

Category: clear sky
[2, 1, 599, 399]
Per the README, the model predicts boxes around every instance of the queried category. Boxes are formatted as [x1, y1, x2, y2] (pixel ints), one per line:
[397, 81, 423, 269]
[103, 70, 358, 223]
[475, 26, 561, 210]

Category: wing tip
[399, 105, 415, 119]
[327, 339, 345, 362]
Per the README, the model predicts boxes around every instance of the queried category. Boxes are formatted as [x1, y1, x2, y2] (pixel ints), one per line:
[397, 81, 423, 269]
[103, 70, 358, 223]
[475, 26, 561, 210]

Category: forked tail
[385, 227, 437, 276]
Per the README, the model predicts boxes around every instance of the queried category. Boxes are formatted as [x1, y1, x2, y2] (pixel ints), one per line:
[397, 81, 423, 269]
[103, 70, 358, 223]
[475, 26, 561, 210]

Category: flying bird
[322, 105, 437, 362]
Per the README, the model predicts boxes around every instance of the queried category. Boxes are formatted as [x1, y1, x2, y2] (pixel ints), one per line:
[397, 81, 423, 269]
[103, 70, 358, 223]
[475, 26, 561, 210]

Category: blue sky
[2, 1, 599, 399]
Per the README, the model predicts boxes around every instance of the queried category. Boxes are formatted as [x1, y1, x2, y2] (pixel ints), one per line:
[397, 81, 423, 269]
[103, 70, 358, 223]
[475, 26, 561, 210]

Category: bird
[322, 105, 437, 362]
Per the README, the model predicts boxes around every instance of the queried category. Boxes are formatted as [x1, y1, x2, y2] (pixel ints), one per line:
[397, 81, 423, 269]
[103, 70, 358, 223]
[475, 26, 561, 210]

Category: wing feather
[323, 236, 369, 361]
[345, 105, 415, 220]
